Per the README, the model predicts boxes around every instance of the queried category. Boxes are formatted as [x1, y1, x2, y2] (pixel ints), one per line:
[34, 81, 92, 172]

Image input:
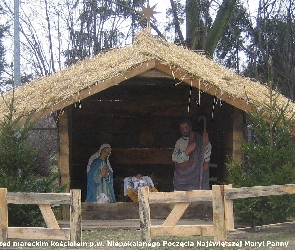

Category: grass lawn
[4, 228, 295, 249]
[81, 229, 295, 249]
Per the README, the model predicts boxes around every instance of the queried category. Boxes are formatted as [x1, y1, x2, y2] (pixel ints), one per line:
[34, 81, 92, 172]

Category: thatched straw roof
[1, 31, 295, 129]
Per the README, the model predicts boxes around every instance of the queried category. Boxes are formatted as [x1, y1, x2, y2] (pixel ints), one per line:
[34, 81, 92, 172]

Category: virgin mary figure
[85, 144, 116, 203]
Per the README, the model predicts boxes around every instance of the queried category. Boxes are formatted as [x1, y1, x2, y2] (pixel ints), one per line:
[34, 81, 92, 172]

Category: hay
[0, 31, 294, 122]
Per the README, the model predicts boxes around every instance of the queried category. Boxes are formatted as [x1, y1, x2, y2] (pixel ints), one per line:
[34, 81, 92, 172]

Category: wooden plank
[232, 108, 244, 164]
[212, 185, 226, 242]
[154, 61, 255, 116]
[7, 227, 70, 240]
[39, 204, 60, 229]
[72, 116, 178, 137]
[224, 184, 295, 200]
[138, 186, 151, 242]
[111, 148, 174, 165]
[149, 190, 212, 204]
[7, 193, 71, 205]
[20, 60, 157, 125]
[223, 184, 234, 236]
[162, 203, 190, 226]
[70, 189, 82, 243]
[201, 224, 215, 236]
[151, 225, 214, 237]
[58, 110, 70, 192]
[74, 101, 192, 117]
[0, 188, 8, 242]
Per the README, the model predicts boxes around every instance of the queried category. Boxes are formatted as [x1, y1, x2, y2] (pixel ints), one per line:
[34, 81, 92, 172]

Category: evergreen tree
[0, 96, 64, 226]
[227, 91, 295, 226]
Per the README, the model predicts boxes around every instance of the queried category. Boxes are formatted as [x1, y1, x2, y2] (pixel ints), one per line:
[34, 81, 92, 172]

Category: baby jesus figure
[124, 173, 158, 202]
[132, 174, 149, 191]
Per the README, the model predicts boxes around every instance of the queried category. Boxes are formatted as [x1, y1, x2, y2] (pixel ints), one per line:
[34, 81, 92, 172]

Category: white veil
[86, 143, 112, 172]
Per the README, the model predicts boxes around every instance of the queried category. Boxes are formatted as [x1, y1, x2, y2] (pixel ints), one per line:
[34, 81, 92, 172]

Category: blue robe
[85, 158, 116, 202]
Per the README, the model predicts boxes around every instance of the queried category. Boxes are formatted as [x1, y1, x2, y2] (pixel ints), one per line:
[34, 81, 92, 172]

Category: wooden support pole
[58, 109, 70, 193]
[138, 186, 151, 242]
[70, 189, 82, 242]
[223, 184, 234, 237]
[0, 188, 8, 242]
[212, 185, 226, 242]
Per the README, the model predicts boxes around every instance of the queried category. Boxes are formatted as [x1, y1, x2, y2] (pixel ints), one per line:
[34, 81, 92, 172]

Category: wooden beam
[162, 202, 190, 226]
[70, 189, 82, 243]
[73, 100, 192, 117]
[154, 61, 254, 114]
[212, 185, 226, 241]
[148, 190, 212, 204]
[39, 204, 60, 229]
[224, 184, 295, 200]
[223, 184, 234, 237]
[151, 225, 214, 237]
[232, 108, 244, 164]
[7, 193, 71, 205]
[20, 60, 157, 124]
[7, 227, 70, 240]
[0, 188, 8, 242]
[138, 186, 152, 242]
[138, 69, 172, 78]
[58, 110, 70, 192]
[111, 148, 174, 165]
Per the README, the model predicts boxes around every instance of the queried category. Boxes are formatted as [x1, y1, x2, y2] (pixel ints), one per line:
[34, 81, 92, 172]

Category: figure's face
[100, 147, 111, 160]
[136, 174, 143, 179]
[180, 123, 192, 137]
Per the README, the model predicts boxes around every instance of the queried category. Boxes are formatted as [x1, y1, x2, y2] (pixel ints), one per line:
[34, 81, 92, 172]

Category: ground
[4, 220, 295, 250]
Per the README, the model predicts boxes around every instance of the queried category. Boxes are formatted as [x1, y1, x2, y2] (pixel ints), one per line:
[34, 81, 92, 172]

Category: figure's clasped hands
[185, 142, 196, 155]
[101, 165, 109, 177]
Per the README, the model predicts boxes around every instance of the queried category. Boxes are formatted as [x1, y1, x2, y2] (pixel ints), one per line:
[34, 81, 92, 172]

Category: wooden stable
[59, 75, 244, 201]
[3, 32, 294, 204]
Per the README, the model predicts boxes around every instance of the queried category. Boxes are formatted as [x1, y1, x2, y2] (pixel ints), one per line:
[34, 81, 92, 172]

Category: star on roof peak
[138, 1, 159, 32]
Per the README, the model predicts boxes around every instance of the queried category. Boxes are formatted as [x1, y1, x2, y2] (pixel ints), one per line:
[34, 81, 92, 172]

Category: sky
[1, 0, 260, 84]
[2, 0, 177, 79]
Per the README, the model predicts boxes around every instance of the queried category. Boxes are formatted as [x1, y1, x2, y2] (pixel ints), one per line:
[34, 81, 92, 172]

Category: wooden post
[138, 186, 151, 242]
[70, 189, 82, 242]
[58, 109, 70, 192]
[232, 108, 244, 164]
[223, 184, 234, 238]
[0, 188, 8, 242]
[58, 109, 71, 220]
[212, 185, 226, 241]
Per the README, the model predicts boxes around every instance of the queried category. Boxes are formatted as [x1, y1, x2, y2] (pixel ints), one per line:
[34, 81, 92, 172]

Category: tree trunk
[205, 0, 237, 56]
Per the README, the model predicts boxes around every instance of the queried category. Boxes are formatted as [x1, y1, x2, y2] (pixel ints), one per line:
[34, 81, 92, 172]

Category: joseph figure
[172, 119, 212, 191]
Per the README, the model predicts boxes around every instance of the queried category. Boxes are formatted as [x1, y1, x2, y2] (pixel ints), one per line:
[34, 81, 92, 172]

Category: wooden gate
[0, 188, 81, 242]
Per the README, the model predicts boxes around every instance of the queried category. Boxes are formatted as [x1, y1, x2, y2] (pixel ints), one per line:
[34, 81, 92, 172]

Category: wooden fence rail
[139, 183, 295, 242]
[0, 188, 81, 242]
[221, 183, 295, 240]
[138, 186, 214, 242]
